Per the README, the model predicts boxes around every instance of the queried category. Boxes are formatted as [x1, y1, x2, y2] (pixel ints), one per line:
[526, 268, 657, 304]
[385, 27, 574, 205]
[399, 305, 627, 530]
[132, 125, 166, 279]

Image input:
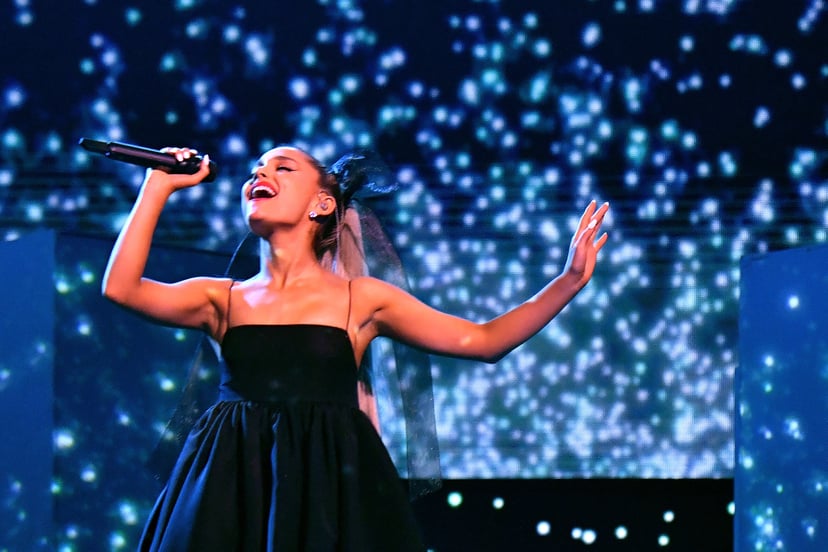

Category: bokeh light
[1, 0, 825, 550]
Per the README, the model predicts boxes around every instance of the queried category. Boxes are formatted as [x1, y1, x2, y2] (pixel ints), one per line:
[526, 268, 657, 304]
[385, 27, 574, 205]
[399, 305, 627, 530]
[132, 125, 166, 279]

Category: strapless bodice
[218, 324, 359, 407]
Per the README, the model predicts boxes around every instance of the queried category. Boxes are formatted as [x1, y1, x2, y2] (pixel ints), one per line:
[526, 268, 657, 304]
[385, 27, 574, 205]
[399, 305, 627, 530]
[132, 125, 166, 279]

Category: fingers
[578, 200, 609, 230]
[196, 154, 211, 177]
[592, 203, 609, 230]
[160, 146, 199, 162]
[578, 200, 608, 231]
[146, 147, 211, 189]
[161, 146, 210, 175]
[572, 201, 609, 252]
[578, 200, 597, 230]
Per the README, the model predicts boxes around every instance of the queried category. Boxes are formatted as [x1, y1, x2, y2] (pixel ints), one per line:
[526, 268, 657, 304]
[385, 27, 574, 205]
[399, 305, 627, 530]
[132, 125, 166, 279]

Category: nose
[243, 168, 267, 193]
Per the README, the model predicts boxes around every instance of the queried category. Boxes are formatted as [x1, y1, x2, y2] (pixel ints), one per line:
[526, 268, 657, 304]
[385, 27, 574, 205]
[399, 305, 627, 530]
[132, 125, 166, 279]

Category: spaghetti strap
[345, 279, 353, 331]
[226, 279, 236, 329]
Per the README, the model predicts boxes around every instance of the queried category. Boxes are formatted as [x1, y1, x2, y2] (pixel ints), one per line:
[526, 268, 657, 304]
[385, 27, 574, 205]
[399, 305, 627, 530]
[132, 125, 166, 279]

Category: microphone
[78, 138, 218, 182]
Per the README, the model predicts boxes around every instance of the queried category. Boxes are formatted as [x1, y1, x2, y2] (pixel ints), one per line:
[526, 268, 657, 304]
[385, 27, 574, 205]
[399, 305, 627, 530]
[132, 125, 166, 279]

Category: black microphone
[78, 138, 218, 182]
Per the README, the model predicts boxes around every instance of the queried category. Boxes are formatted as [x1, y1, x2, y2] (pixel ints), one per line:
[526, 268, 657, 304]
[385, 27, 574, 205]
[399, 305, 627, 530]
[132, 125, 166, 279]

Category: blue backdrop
[0, 1, 826, 550]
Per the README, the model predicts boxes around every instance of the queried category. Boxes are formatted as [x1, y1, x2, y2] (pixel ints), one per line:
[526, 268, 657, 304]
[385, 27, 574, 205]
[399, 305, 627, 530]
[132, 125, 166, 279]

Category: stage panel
[414, 478, 733, 551]
[738, 244, 828, 551]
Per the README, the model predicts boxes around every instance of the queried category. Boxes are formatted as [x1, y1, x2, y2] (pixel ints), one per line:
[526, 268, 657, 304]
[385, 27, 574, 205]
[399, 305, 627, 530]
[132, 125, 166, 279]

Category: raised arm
[102, 150, 228, 335]
[366, 201, 609, 363]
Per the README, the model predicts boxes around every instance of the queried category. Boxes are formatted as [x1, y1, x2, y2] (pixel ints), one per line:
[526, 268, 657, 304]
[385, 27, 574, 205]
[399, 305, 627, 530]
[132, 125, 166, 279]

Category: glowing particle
[80, 466, 96, 482]
[582, 23, 601, 47]
[289, 78, 310, 99]
[54, 429, 75, 449]
[159, 377, 176, 392]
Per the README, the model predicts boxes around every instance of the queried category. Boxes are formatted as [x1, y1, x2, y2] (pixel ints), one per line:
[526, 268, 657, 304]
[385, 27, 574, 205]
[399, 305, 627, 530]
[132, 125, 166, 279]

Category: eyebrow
[254, 154, 301, 168]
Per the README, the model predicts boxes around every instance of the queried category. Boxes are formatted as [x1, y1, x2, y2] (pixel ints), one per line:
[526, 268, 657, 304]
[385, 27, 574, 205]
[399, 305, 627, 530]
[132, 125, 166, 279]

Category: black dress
[138, 324, 426, 551]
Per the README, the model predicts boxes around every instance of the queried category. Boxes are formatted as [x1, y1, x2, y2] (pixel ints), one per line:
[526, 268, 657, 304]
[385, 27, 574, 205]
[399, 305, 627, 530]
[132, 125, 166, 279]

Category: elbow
[472, 338, 508, 364]
[479, 351, 507, 364]
[464, 326, 508, 364]
[101, 278, 129, 305]
[474, 325, 510, 364]
[101, 283, 120, 304]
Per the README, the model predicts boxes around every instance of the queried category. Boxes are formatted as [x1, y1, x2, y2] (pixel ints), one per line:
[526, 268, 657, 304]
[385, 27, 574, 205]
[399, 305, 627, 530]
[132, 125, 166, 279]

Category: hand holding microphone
[79, 138, 218, 182]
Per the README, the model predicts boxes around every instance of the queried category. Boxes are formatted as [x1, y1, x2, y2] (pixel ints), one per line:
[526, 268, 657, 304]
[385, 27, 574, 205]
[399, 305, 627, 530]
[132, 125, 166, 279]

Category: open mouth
[249, 182, 278, 200]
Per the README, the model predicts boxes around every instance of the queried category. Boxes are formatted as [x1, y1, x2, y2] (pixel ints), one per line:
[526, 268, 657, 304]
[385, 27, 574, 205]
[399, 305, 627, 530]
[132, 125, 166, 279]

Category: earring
[309, 211, 318, 219]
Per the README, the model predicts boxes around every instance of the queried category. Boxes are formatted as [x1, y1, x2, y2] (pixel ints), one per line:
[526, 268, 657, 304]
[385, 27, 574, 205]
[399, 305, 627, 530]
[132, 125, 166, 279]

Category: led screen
[1, 1, 826, 548]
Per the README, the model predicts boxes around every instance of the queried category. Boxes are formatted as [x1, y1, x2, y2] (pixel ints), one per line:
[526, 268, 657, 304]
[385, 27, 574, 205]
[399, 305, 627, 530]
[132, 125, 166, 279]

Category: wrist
[559, 269, 587, 293]
[140, 175, 176, 200]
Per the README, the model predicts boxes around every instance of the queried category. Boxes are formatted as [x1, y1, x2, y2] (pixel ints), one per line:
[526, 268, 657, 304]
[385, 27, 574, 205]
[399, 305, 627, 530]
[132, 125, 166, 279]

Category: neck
[257, 229, 323, 286]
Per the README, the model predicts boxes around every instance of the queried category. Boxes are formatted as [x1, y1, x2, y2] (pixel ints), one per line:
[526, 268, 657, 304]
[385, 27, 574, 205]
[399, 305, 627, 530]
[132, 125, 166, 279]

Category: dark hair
[297, 147, 392, 264]
[301, 152, 344, 261]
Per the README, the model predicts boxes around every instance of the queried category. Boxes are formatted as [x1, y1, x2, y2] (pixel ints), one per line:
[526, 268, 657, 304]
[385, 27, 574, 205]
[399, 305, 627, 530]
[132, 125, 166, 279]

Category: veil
[324, 150, 442, 498]
[148, 149, 442, 499]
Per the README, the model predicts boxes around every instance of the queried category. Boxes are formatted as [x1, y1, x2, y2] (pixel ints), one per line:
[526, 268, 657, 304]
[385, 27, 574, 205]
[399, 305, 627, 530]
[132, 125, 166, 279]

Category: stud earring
[309, 211, 318, 219]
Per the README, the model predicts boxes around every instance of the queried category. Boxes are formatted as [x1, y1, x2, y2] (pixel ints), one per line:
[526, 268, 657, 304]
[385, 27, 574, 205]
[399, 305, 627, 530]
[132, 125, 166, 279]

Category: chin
[245, 216, 274, 238]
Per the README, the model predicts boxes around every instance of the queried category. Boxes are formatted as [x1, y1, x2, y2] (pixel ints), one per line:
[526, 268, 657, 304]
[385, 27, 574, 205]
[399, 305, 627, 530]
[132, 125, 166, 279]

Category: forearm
[102, 181, 173, 303]
[480, 271, 585, 362]
[370, 202, 607, 364]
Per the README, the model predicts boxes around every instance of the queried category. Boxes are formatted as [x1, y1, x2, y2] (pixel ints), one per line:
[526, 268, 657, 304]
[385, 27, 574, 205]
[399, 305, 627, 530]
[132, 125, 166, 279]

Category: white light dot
[119, 501, 138, 525]
[54, 430, 75, 450]
[110, 532, 127, 549]
[80, 466, 96, 482]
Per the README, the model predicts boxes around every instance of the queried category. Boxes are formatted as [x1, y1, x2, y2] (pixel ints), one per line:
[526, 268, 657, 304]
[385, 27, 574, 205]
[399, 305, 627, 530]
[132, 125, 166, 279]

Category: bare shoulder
[181, 275, 235, 309]
[188, 275, 234, 293]
[349, 276, 413, 311]
[350, 275, 398, 297]
[105, 275, 235, 337]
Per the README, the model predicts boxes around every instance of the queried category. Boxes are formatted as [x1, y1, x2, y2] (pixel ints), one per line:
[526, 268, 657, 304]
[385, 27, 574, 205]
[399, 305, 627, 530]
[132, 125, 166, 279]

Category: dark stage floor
[414, 478, 733, 551]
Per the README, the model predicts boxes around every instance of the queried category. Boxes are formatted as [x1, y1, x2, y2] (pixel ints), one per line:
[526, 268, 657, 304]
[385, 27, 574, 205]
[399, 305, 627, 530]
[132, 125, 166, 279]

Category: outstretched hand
[144, 147, 212, 193]
[564, 200, 609, 287]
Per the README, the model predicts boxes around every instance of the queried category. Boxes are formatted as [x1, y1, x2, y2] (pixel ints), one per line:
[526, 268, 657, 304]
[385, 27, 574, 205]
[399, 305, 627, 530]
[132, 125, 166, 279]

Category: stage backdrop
[738, 244, 828, 551]
[0, 232, 257, 550]
[1, 231, 736, 552]
[1, 0, 826, 549]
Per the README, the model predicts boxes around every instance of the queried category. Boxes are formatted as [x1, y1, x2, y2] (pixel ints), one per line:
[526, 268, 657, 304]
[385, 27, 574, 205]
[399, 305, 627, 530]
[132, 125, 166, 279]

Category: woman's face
[241, 146, 326, 235]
